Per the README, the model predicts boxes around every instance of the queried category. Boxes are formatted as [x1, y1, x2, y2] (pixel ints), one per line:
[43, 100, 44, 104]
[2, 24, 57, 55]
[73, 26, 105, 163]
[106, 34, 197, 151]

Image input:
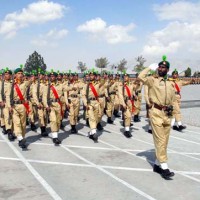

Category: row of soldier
[0, 68, 144, 149]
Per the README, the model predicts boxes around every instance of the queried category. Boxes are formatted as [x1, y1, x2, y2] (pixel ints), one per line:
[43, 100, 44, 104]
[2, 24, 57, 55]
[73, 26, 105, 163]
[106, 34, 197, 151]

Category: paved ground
[0, 110, 200, 200]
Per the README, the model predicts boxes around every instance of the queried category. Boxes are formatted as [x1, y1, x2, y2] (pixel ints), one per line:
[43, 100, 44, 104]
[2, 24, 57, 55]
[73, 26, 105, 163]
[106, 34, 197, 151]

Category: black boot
[41, 126, 48, 137]
[18, 139, 27, 149]
[134, 115, 141, 122]
[173, 125, 181, 132]
[89, 133, 98, 142]
[97, 123, 103, 131]
[160, 169, 175, 180]
[86, 119, 89, 127]
[7, 129, 16, 141]
[60, 121, 64, 129]
[26, 119, 29, 125]
[124, 131, 132, 138]
[107, 117, 113, 124]
[71, 125, 77, 134]
[179, 125, 186, 130]
[153, 164, 162, 174]
[113, 110, 121, 117]
[31, 123, 37, 131]
[53, 138, 61, 145]
[1, 126, 7, 134]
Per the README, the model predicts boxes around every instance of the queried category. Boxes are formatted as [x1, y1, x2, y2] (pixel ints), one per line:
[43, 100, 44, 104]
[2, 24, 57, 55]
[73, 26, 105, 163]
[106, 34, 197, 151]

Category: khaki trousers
[173, 95, 181, 122]
[133, 94, 142, 115]
[88, 100, 101, 129]
[149, 107, 171, 163]
[12, 104, 27, 138]
[69, 98, 80, 125]
[3, 107, 12, 130]
[114, 95, 120, 111]
[106, 95, 115, 117]
[98, 97, 105, 120]
[29, 102, 37, 123]
[38, 108, 46, 127]
[123, 100, 133, 127]
[49, 103, 62, 132]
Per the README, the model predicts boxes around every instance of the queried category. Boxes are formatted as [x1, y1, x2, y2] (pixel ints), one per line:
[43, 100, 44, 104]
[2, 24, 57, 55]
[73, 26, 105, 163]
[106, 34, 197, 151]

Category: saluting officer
[138, 56, 175, 180]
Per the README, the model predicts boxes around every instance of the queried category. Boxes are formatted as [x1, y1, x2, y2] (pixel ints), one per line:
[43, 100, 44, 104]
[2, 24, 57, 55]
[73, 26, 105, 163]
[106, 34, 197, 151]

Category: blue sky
[0, 0, 200, 73]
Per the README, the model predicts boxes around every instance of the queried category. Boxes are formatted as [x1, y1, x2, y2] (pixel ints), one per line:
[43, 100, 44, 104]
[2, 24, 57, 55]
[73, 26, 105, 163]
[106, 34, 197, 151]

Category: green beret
[158, 55, 170, 69]
[14, 68, 23, 74]
[4, 68, 12, 75]
[30, 70, 37, 76]
[38, 70, 45, 75]
[172, 69, 178, 75]
[49, 72, 58, 76]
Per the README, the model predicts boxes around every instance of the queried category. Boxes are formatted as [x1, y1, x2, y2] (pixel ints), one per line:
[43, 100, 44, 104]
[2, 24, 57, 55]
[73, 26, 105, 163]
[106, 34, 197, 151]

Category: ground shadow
[136, 149, 156, 168]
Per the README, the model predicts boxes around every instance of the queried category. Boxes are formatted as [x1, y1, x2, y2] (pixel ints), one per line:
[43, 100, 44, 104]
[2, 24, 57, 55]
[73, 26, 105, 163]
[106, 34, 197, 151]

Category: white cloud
[154, 1, 200, 23]
[31, 28, 68, 47]
[0, 0, 67, 38]
[77, 18, 136, 44]
[143, 1, 200, 69]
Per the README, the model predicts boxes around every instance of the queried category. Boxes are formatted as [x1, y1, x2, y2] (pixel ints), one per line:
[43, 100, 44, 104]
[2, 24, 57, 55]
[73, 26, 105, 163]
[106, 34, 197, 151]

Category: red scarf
[124, 84, 135, 113]
[14, 84, 30, 114]
[89, 83, 99, 101]
[50, 85, 63, 117]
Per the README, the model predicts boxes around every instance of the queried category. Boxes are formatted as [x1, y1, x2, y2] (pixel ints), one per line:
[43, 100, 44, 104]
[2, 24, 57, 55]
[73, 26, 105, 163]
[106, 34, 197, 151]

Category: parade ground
[0, 85, 200, 200]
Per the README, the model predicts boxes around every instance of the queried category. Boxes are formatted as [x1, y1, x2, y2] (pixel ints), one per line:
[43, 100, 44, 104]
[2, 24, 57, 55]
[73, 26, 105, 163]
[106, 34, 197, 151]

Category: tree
[117, 58, 127, 73]
[77, 61, 87, 73]
[193, 71, 200, 77]
[185, 67, 192, 77]
[134, 55, 146, 73]
[24, 51, 47, 73]
[95, 57, 109, 73]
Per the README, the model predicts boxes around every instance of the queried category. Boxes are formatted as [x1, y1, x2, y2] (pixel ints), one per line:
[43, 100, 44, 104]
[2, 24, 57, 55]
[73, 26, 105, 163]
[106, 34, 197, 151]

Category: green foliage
[117, 58, 127, 73]
[95, 57, 109, 73]
[185, 67, 192, 77]
[77, 61, 87, 72]
[24, 51, 47, 73]
[134, 55, 146, 73]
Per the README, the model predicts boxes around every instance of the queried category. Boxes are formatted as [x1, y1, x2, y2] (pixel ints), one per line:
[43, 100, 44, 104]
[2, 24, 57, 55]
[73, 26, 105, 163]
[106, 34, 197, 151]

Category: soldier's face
[90, 74, 95, 81]
[57, 75, 62, 80]
[158, 65, 169, 77]
[85, 75, 89, 81]
[16, 72, 23, 80]
[124, 75, 129, 82]
[172, 73, 178, 79]
[4, 73, 11, 80]
[50, 75, 56, 81]
[39, 74, 44, 80]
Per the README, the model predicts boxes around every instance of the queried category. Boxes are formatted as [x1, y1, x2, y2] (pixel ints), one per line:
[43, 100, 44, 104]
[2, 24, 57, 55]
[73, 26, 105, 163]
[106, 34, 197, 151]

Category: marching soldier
[133, 78, 143, 122]
[28, 71, 38, 131]
[32, 69, 48, 136]
[2, 68, 16, 141]
[138, 56, 175, 180]
[113, 73, 121, 118]
[43, 70, 66, 145]
[6, 67, 29, 149]
[105, 73, 118, 124]
[0, 69, 6, 134]
[65, 73, 80, 133]
[82, 71, 100, 142]
[169, 69, 194, 131]
[118, 73, 136, 138]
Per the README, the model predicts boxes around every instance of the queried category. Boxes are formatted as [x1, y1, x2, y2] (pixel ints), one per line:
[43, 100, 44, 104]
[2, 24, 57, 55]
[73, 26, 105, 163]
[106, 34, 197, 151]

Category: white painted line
[170, 136, 200, 145]
[0, 134, 63, 200]
[61, 145, 157, 200]
[28, 159, 93, 168]
[0, 156, 20, 161]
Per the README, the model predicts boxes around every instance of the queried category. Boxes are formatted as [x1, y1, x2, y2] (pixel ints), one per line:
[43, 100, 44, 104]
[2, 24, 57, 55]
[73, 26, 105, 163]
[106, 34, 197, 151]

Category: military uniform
[133, 80, 143, 122]
[6, 68, 29, 149]
[139, 59, 175, 180]
[118, 74, 136, 138]
[65, 74, 81, 133]
[113, 75, 121, 117]
[43, 71, 66, 144]
[169, 70, 192, 131]
[82, 72, 100, 142]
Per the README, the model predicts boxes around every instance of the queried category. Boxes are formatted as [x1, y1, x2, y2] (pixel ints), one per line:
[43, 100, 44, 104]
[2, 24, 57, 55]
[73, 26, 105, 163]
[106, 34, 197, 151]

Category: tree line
[21, 51, 199, 77]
